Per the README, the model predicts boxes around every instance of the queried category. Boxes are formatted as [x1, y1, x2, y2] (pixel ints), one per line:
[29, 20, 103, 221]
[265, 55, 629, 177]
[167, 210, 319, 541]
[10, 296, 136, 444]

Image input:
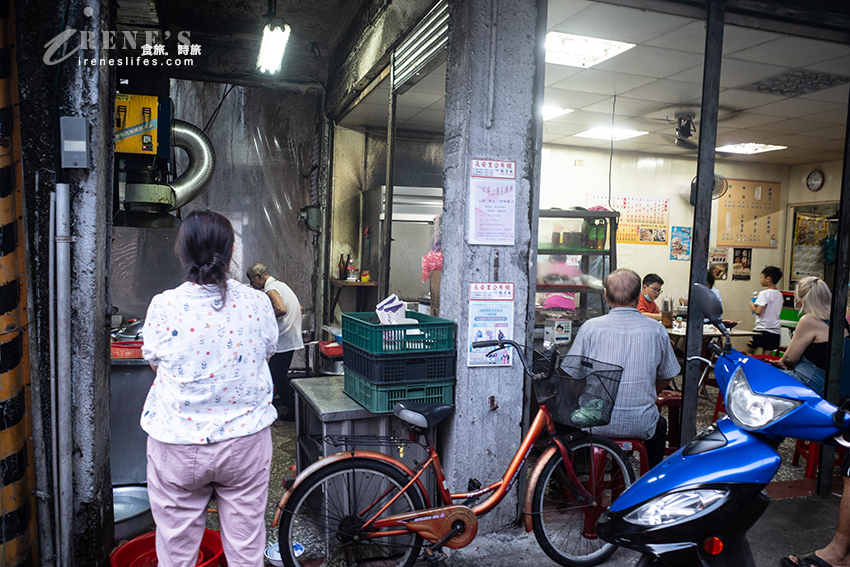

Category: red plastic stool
[656, 390, 682, 454]
[613, 439, 650, 476]
[793, 440, 847, 479]
[713, 390, 726, 421]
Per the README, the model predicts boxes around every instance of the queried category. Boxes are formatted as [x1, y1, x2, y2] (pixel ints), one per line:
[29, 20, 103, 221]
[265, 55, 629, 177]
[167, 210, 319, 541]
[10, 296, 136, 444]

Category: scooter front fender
[610, 418, 780, 513]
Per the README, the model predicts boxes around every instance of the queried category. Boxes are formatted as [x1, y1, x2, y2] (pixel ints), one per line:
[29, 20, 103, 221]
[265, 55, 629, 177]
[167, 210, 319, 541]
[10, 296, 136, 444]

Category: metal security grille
[392, 0, 448, 92]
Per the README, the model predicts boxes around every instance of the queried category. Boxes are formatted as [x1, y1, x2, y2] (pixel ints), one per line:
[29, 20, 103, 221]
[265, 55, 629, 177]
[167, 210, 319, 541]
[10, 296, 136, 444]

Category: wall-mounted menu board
[715, 179, 780, 248]
[586, 194, 669, 245]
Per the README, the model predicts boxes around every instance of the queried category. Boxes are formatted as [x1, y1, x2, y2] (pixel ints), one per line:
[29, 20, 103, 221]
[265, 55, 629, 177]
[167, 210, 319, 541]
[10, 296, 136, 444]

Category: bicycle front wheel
[278, 458, 425, 567]
[531, 434, 636, 567]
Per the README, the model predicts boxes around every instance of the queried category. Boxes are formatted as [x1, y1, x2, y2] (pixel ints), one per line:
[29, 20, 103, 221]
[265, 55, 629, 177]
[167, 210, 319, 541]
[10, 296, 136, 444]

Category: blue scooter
[596, 283, 850, 567]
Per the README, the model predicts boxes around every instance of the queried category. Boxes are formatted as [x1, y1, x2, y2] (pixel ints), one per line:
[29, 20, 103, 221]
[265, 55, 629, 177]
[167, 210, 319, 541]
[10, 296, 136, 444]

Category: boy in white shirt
[744, 266, 783, 355]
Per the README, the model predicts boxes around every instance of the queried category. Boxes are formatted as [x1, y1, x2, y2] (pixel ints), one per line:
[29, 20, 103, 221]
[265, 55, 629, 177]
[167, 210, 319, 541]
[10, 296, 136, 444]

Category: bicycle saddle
[393, 401, 454, 428]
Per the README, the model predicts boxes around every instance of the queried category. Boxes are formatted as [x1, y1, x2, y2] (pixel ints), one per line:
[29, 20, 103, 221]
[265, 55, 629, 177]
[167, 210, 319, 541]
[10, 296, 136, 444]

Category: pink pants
[146, 427, 272, 567]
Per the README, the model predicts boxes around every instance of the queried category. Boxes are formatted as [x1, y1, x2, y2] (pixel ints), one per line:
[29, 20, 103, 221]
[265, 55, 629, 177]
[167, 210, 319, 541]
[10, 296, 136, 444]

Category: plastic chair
[656, 390, 682, 454]
[613, 439, 650, 476]
[792, 440, 847, 480]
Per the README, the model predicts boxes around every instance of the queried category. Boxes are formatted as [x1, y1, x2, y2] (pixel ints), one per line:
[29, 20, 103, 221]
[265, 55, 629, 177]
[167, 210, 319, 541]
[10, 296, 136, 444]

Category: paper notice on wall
[732, 248, 752, 280]
[587, 194, 668, 245]
[791, 213, 829, 279]
[670, 227, 691, 261]
[468, 282, 514, 367]
[709, 248, 729, 281]
[469, 159, 516, 245]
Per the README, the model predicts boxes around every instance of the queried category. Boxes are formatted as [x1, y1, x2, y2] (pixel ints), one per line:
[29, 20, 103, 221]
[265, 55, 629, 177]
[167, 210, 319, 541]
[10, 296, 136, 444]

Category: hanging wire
[608, 94, 617, 211]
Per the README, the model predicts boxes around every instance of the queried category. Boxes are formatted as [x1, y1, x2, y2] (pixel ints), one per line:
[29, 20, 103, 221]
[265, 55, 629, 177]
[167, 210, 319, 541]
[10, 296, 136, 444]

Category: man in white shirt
[247, 262, 304, 421]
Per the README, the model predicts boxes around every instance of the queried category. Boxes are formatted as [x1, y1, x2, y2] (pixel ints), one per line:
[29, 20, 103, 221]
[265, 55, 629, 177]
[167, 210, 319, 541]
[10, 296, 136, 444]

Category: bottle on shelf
[596, 219, 607, 249]
[580, 218, 590, 249]
[346, 255, 355, 281]
[338, 254, 346, 280]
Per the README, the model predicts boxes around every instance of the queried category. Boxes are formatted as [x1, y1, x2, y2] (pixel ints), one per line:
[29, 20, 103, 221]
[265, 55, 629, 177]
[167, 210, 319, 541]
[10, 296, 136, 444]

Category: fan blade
[675, 137, 698, 151]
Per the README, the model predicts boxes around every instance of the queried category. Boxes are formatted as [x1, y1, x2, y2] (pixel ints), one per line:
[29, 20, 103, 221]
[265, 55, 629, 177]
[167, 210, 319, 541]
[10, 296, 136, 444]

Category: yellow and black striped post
[0, 0, 36, 565]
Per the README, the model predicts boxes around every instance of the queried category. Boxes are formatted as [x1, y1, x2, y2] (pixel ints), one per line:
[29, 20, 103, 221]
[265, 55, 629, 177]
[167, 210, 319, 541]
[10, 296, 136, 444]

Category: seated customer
[638, 273, 664, 321]
[568, 268, 680, 468]
[775, 276, 847, 396]
[679, 272, 722, 309]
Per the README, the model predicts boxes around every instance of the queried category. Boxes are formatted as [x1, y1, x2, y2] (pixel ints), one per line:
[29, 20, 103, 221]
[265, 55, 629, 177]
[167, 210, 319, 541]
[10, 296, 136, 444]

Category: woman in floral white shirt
[141, 210, 278, 567]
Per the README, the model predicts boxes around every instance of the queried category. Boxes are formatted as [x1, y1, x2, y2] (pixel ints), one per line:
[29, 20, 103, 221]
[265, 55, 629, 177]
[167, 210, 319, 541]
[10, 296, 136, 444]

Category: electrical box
[60, 116, 89, 168]
[114, 93, 159, 154]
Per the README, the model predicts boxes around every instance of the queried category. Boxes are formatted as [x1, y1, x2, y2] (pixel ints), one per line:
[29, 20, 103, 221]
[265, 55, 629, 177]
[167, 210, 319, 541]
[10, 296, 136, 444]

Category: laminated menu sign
[468, 282, 514, 367]
[469, 159, 516, 245]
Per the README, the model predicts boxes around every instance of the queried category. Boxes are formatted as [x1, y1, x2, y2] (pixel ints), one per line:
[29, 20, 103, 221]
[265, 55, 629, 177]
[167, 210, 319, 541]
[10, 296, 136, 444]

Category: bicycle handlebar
[472, 339, 560, 380]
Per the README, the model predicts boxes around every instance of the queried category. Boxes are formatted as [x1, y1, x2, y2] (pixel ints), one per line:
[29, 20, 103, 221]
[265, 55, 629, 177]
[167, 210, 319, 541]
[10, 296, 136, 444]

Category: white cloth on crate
[754, 288, 783, 334]
[264, 276, 304, 353]
[141, 279, 279, 444]
[567, 307, 680, 441]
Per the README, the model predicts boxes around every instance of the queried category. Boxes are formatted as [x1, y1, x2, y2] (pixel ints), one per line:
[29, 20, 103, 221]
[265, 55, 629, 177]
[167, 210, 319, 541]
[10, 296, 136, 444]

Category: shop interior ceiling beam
[682, 0, 724, 447]
[590, 0, 849, 43]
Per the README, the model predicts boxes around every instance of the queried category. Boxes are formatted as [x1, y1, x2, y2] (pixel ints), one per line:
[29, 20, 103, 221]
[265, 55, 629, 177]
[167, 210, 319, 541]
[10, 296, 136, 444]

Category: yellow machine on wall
[115, 93, 159, 154]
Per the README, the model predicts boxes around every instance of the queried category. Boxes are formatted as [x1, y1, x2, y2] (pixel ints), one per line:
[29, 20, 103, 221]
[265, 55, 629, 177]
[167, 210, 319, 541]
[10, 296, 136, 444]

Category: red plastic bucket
[110, 529, 223, 567]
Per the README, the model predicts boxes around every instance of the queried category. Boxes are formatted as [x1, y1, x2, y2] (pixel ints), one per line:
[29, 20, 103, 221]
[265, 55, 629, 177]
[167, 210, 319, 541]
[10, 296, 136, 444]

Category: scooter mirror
[691, 283, 730, 351]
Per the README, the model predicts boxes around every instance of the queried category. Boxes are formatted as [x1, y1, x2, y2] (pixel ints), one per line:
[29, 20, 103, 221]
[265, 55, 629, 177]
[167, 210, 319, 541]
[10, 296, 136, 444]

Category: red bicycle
[273, 339, 634, 567]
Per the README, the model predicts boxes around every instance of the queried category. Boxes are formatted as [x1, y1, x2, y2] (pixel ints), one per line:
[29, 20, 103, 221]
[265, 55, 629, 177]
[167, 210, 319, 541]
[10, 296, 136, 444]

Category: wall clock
[806, 170, 825, 192]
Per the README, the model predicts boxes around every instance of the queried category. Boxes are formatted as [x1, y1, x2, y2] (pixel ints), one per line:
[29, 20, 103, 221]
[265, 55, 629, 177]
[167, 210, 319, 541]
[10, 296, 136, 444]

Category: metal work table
[110, 358, 153, 485]
[291, 376, 434, 494]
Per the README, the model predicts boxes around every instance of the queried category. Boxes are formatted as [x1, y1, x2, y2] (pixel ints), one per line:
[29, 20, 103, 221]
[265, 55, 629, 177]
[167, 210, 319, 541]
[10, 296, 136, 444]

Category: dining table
[666, 323, 760, 389]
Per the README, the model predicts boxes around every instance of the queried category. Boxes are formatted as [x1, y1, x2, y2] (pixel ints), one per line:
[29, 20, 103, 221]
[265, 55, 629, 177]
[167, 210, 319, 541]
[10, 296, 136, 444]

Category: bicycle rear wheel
[278, 458, 425, 567]
[531, 434, 636, 567]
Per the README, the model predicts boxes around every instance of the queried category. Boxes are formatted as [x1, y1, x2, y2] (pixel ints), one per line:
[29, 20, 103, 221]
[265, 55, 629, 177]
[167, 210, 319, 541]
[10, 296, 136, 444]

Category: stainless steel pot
[112, 319, 144, 342]
[113, 485, 153, 541]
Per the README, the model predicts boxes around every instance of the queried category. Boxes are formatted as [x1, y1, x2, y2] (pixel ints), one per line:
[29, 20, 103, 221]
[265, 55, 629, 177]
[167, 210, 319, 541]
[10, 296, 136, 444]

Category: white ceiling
[339, 0, 849, 166]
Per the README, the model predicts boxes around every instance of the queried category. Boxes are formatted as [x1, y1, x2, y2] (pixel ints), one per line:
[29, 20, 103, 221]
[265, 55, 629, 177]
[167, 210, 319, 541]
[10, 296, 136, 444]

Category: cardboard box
[544, 318, 572, 346]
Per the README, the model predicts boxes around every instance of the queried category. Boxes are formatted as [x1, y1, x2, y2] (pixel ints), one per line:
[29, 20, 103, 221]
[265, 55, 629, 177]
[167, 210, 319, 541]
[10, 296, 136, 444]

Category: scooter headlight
[726, 366, 801, 430]
[623, 489, 727, 526]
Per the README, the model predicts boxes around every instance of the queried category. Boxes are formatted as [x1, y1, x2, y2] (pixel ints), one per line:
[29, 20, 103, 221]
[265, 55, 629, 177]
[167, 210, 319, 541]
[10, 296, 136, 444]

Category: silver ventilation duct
[123, 118, 215, 212]
[170, 119, 216, 209]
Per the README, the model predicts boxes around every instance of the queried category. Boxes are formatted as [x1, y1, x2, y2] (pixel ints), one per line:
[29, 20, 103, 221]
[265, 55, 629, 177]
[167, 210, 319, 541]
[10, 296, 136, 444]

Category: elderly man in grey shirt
[567, 268, 680, 468]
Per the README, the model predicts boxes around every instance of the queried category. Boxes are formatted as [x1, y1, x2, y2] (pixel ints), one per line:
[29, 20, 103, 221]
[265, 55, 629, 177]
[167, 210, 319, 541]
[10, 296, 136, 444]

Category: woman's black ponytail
[175, 210, 234, 307]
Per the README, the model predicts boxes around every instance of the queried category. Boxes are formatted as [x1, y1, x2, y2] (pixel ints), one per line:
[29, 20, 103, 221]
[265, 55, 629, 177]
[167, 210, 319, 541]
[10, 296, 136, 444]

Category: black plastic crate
[343, 342, 456, 383]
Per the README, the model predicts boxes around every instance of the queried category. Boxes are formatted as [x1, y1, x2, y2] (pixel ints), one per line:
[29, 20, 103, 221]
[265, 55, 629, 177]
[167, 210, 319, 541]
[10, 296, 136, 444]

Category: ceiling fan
[689, 172, 729, 205]
[674, 115, 698, 151]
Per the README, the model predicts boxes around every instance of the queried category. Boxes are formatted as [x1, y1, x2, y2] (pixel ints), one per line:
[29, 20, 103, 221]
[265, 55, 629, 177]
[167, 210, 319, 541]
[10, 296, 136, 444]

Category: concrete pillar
[441, 0, 546, 530]
[64, 4, 115, 563]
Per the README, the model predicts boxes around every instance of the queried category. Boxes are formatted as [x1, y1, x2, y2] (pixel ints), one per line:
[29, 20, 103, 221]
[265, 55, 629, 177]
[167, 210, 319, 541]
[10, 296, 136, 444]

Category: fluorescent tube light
[715, 143, 787, 154]
[542, 106, 574, 121]
[257, 21, 291, 74]
[545, 32, 635, 68]
[574, 127, 648, 141]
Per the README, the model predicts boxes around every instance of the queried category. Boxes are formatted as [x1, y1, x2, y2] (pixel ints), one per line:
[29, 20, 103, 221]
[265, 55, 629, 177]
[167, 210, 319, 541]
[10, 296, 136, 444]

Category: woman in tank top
[775, 276, 845, 395]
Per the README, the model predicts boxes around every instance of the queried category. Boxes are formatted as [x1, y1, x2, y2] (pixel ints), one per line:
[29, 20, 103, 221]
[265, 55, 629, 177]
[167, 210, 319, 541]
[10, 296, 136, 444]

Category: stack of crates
[341, 311, 456, 413]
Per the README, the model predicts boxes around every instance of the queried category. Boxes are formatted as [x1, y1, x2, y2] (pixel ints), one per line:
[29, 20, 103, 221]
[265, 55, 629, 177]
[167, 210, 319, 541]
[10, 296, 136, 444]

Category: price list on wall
[715, 179, 780, 248]
[587, 194, 669, 245]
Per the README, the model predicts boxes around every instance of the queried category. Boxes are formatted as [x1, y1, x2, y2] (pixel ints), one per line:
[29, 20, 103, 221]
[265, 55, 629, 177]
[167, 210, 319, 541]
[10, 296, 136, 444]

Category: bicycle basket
[533, 355, 623, 428]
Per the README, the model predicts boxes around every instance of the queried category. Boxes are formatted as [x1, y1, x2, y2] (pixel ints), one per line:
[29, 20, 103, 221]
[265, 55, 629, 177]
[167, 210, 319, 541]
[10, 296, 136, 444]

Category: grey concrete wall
[331, 127, 444, 317]
[326, 0, 435, 116]
[440, 0, 546, 530]
[17, 0, 118, 562]
[170, 82, 321, 331]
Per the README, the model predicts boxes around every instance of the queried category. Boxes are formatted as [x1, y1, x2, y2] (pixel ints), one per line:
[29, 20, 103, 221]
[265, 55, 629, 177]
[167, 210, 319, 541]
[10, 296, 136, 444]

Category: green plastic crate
[341, 310, 455, 355]
[344, 368, 454, 413]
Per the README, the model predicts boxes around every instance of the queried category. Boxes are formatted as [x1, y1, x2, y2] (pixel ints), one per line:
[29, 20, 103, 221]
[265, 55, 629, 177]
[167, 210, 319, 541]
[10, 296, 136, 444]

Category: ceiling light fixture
[542, 106, 574, 121]
[257, 0, 291, 74]
[574, 127, 647, 141]
[545, 32, 635, 68]
[715, 143, 787, 154]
